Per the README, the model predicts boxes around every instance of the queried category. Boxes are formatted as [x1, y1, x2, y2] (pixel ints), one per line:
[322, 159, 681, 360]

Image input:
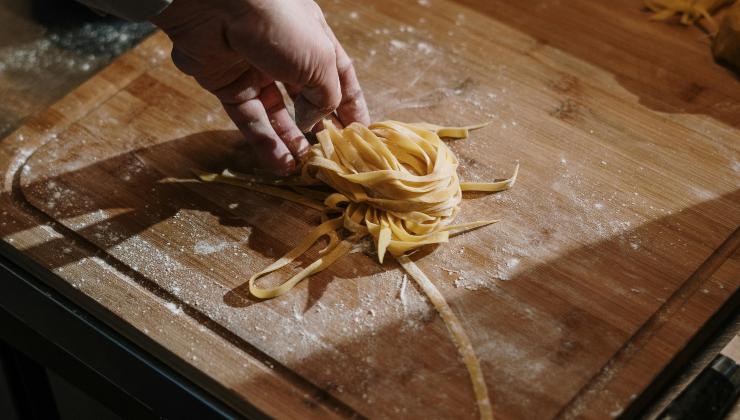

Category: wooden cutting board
[2, 0, 739, 418]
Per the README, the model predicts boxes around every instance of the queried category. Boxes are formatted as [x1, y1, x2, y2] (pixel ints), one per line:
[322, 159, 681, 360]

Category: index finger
[326, 28, 370, 127]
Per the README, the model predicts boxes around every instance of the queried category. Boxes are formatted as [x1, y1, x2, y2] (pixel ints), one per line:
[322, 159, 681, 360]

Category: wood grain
[1, 0, 739, 418]
[0, 0, 152, 137]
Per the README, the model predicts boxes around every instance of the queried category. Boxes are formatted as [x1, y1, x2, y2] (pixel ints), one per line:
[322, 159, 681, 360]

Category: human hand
[151, 0, 370, 175]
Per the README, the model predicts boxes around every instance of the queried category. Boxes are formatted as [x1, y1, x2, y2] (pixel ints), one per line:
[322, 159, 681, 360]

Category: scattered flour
[164, 302, 182, 315]
[0, 21, 152, 75]
[390, 39, 408, 49]
[399, 274, 409, 310]
[416, 42, 434, 54]
[194, 240, 231, 255]
[489, 258, 521, 282]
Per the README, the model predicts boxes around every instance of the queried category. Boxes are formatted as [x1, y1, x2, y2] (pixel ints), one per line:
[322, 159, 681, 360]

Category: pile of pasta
[199, 120, 518, 420]
[645, 0, 735, 26]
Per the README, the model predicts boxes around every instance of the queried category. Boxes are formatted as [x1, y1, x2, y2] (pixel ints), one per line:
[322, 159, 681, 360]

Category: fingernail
[295, 100, 333, 132]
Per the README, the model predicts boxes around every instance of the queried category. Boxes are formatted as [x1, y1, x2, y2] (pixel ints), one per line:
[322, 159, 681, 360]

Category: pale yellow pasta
[644, 0, 735, 27]
[198, 120, 517, 420]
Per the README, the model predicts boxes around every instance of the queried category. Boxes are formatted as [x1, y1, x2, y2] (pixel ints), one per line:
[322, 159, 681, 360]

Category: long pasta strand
[198, 120, 517, 420]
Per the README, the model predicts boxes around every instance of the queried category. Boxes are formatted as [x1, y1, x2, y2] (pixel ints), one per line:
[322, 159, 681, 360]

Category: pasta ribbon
[645, 0, 735, 27]
[198, 120, 517, 420]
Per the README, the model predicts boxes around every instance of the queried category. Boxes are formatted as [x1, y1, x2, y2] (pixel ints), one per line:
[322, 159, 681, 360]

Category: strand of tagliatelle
[197, 120, 519, 420]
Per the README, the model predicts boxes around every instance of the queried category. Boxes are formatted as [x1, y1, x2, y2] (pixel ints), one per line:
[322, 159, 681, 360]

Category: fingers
[292, 28, 370, 132]
[327, 31, 371, 127]
[207, 67, 309, 175]
[222, 98, 296, 176]
[260, 83, 311, 162]
[208, 63, 267, 104]
[219, 1, 367, 132]
[223, 2, 343, 132]
[292, 43, 342, 132]
[291, 79, 342, 135]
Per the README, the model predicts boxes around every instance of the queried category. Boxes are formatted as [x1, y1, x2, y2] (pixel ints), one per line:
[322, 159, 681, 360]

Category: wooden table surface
[1, 0, 739, 418]
[0, 0, 152, 136]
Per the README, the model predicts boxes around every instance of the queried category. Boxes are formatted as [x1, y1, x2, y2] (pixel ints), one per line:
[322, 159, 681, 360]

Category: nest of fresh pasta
[198, 120, 518, 419]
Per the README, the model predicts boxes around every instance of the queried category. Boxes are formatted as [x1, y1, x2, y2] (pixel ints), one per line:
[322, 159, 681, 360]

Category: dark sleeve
[75, 0, 173, 21]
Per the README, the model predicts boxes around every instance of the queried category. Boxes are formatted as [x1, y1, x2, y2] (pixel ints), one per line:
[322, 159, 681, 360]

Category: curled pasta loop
[198, 120, 518, 420]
